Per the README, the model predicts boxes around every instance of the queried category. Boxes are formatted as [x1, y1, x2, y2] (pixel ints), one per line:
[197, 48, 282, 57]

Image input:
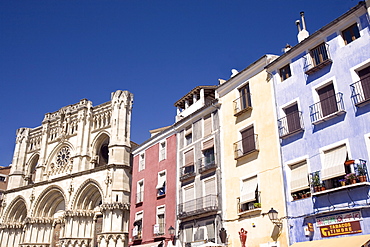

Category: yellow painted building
[217, 55, 288, 247]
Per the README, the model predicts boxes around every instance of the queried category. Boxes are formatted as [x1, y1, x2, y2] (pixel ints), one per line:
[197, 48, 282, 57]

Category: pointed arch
[45, 141, 75, 176]
[72, 179, 103, 210]
[33, 185, 66, 218]
[3, 196, 28, 223]
[27, 153, 40, 184]
[91, 131, 111, 167]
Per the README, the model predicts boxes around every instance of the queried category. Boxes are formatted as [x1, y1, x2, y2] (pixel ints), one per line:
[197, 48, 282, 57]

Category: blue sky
[0, 0, 358, 166]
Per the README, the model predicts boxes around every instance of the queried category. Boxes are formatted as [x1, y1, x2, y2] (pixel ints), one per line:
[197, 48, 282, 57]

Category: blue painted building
[266, 1, 370, 246]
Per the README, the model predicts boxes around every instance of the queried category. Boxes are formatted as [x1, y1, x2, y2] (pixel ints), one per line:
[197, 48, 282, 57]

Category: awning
[290, 234, 370, 247]
[132, 242, 162, 247]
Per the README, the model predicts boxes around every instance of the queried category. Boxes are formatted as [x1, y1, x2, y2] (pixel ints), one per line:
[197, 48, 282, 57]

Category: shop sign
[320, 221, 362, 237]
[316, 211, 362, 226]
[307, 222, 314, 232]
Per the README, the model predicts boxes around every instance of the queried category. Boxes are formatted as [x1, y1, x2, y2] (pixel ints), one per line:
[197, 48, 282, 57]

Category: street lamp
[264, 208, 282, 227]
[168, 226, 176, 245]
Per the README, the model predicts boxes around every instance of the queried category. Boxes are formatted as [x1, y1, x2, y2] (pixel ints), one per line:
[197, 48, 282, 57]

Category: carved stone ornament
[56, 147, 70, 168]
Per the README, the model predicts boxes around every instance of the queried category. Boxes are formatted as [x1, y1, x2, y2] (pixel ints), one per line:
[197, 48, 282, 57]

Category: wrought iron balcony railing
[305, 43, 332, 75]
[233, 93, 252, 116]
[180, 163, 196, 181]
[178, 194, 218, 219]
[233, 134, 259, 159]
[278, 111, 304, 138]
[309, 93, 345, 124]
[198, 155, 217, 173]
[350, 75, 370, 107]
[153, 223, 165, 236]
[237, 192, 261, 213]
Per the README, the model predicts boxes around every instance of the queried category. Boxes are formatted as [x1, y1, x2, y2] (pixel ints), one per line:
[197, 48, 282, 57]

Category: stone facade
[0, 90, 133, 247]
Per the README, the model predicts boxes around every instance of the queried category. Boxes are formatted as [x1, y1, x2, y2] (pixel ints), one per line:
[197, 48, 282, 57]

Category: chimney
[296, 11, 309, 43]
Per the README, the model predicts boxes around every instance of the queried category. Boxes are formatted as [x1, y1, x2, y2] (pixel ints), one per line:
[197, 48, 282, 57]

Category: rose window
[56, 147, 70, 167]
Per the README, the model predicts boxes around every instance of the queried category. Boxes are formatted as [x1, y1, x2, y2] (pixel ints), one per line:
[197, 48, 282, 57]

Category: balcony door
[284, 104, 300, 133]
[239, 84, 251, 110]
[241, 126, 255, 154]
[359, 66, 370, 100]
[318, 84, 337, 117]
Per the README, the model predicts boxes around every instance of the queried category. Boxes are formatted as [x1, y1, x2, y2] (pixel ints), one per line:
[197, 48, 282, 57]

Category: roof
[174, 85, 217, 109]
[265, 1, 366, 69]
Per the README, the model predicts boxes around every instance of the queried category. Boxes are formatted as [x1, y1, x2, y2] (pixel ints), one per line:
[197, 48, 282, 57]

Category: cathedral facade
[0, 90, 133, 247]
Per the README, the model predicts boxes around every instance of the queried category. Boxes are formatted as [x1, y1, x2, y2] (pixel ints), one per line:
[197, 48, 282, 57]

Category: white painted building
[0, 90, 133, 247]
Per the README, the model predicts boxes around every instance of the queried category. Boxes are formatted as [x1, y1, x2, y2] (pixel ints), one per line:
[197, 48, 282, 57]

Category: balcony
[309, 93, 345, 124]
[350, 75, 370, 107]
[180, 163, 196, 181]
[310, 160, 369, 195]
[233, 93, 252, 116]
[233, 134, 259, 160]
[178, 194, 218, 219]
[237, 192, 261, 215]
[198, 156, 217, 174]
[278, 111, 304, 138]
[153, 223, 165, 237]
[305, 43, 332, 75]
[132, 232, 142, 241]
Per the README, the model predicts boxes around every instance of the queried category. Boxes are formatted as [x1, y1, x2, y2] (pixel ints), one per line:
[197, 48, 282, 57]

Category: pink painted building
[129, 127, 177, 247]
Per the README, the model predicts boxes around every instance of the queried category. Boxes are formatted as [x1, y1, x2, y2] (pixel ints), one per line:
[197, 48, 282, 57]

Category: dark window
[318, 84, 338, 117]
[239, 84, 252, 110]
[279, 64, 292, 81]
[359, 66, 370, 100]
[203, 148, 215, 166]
[241, 126, 255, 154]
[310, 43, 329, 66]
[0, 176, 5, 182]
[284, 103, 301, 133]
[342, 23, 360, 45]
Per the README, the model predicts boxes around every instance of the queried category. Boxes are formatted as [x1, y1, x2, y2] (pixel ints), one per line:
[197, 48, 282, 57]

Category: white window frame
[156, 170, 166, 196]
[139, 153, 145, 171]
[155, 205, 165, 235]
[319, 139, 352, 180]
[159, 141, 166, 161]
[136, 179, 144, 203]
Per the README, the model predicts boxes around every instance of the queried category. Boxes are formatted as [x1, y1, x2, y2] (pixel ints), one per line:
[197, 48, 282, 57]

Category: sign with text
[320, 221, 362, 237]
[316, 211, 362, 226]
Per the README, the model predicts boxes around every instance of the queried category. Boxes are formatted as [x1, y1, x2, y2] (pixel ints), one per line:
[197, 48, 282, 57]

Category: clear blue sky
[0, 0, 358, 166]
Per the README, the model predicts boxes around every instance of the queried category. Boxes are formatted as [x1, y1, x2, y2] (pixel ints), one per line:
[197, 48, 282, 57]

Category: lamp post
[168, 226, 176, 245]
[265, 208, 282, 227]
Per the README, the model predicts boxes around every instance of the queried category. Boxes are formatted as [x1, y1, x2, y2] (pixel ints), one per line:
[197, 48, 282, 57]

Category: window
[155, 206, 165, 235]
[133, 211, 143, 239]
[310, 43, 330, 67]
[206, 221, 215, 242]
[239, 84, 252, 110]
[0, 176, 6, 182]
[136, 180, 144, 203]
[241, 126, 256, 154]
[159, 141, 166, 161]
[317, 144, 355, 190]
[317, 83, 338, 117]
[204, 177, 216, 196]
[342, 23, 360, 45]
[239, 176, 259, 212]
[156, 171, 166, 196]
[183, 149, 195, 175]
[185, 126, 192, 145]
[290, 161, 310, 200]
[184, 225, 193, 245]
[183, 185, 195, 213]
[202, 139, 215, 168]
[139, 153, 145, 171]
[359, 66, 370, 101]
[284, 103, 302, 133]
[279, 64, 292, 81]
[203, 114, 212, 137]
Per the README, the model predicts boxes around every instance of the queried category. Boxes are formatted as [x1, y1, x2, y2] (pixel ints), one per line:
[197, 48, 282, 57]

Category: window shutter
[204, 115, 212, 136]
[204, 177, 216, 195]
[184, 150, 194, 166]
[156, 172, 166, 189]
[321, 145, 347, 180]
[185, 126, 192, 136]
[240, 176, 257, 203]
[291, 161, 309, 192]
[202, 139, 214, 150]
